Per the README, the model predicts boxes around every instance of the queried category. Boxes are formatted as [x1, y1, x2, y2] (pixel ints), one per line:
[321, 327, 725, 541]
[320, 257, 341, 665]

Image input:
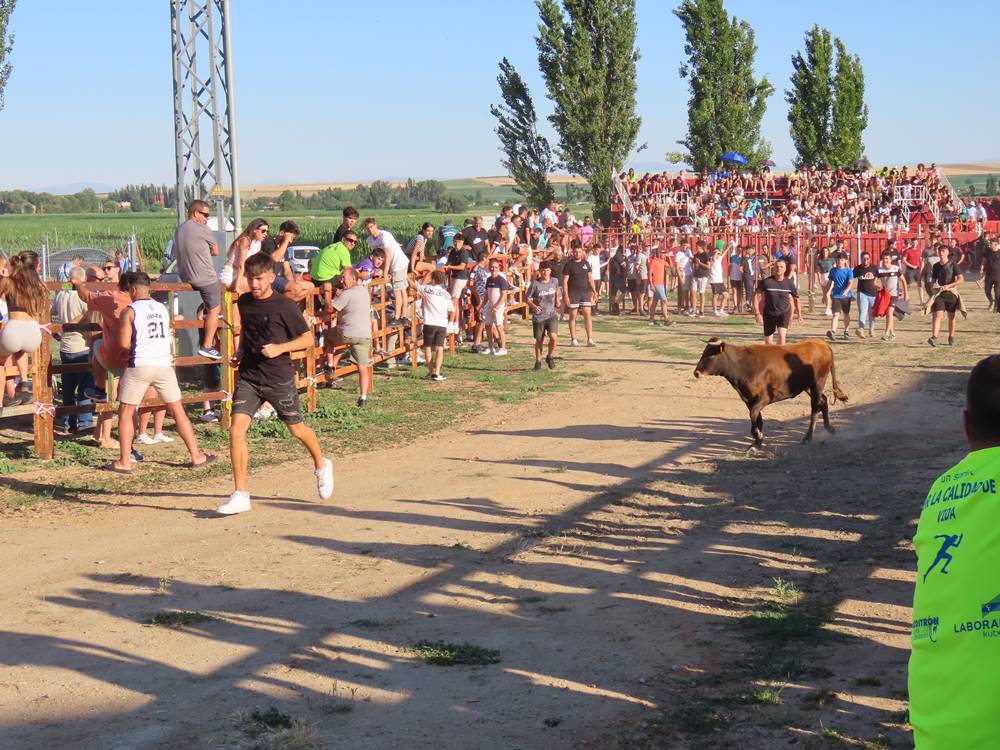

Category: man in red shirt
[647, 247, 674, 326]
[901, 241, 923, 302]
[71, 270, 133, 449]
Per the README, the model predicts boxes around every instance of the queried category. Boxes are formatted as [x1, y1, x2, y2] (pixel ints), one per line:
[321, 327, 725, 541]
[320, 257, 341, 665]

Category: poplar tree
[490, 57, 556, 209]
[0, 0, 16, 112]
[535, 0, 641, 222]
[785, 25, 834, 167]
[829, 38, 869, 167]
[672, 0, 773, 172]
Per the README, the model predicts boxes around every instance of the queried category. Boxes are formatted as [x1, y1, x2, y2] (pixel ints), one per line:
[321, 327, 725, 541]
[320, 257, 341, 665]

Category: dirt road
[1, 296, 987, 749]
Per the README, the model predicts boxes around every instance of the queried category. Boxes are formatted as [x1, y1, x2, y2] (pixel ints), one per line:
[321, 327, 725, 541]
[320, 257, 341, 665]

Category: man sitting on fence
[105, 272, 216, 475]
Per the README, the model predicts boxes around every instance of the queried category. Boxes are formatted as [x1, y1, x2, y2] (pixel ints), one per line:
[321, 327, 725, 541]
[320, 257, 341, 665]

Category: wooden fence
[1, 279, 421, 460]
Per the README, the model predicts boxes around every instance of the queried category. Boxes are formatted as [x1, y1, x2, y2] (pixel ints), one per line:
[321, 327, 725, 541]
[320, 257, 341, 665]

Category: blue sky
[1, 0, 997, 190]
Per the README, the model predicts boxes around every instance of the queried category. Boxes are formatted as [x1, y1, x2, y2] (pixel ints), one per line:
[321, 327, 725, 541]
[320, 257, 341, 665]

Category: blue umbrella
[720, 152, 748, 165]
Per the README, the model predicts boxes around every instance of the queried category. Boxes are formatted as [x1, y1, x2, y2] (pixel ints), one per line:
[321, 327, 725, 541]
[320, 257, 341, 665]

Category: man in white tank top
[107, 272, 216, 474]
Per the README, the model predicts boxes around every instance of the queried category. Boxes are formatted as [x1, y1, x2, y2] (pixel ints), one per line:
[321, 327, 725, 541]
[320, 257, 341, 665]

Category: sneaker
[888, 333, 896, 340]
[842, 330, 850, 341]
[854, 328, 865, 339]
[136, 433, 156, 446]
[199, 409, 220, 423]
[662, 319, 675, 327]
[217, 491, 252, 515]
[198, 346, 222, 360]
[84, 386, 107, 402]
[493, 348, 508, 356]
[546, 355, 555, 370]
[586, 340, 596, 347]
[825, 308, 833, 317]
[825, 330, 834, 341]
[928, 336, 938, 347]
[315, 457, 335, 500]
[153, 432, 174, 443]
[253, 404, 275, 421]
[432, 374, 447, 382]
[697, 311, 704, 318]
[948, 335, 955, 346]
[713, 309, 723, 317]
[648, 320, 657, 326]
[2, 393, 19, 408]
[425, 373, 437, 380]
[356, 397, 367, 408]
[718, 310, 729, 317]
[130, 450, 144, 463]
[534, 360, 542, 370]
[881, 333, 890, 341]
[571, 339, 579, 347]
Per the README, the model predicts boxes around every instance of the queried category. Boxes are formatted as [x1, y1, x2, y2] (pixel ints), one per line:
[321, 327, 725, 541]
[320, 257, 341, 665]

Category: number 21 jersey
[128, 298, 172, 367]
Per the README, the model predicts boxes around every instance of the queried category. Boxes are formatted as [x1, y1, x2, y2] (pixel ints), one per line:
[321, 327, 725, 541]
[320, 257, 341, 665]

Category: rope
[33, 402, 56, 418]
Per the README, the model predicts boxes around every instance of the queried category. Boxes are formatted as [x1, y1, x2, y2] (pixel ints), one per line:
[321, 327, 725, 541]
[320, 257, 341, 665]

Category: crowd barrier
[0, 278, 424, 460]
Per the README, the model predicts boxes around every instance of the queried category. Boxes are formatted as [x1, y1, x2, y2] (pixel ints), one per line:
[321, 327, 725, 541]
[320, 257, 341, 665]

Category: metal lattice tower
[170, 0, 241, 241]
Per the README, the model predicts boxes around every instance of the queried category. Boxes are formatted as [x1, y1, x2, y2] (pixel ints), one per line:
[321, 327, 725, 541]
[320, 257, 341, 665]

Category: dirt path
[1, 296, 988, 749]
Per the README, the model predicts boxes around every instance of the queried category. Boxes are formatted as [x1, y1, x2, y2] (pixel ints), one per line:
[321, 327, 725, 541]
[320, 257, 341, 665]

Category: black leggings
[985, 277, 1000, 311]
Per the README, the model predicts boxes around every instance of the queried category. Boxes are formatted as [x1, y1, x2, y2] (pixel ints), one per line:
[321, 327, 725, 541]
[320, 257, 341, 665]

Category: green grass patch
[741, 688, 783, 705]
[145, 610, 216, 628]
[771, 577, 802, 600]
[404, 640, 501, 666]
[0, 457, 25, 474]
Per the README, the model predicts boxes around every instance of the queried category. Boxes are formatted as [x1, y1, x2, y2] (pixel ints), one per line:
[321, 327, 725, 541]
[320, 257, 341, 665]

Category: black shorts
[831, 297, 852, 314]
[627, 279, 638, 292]
[532, 316, 558, 339]
[232, 376, 303, 425]
[711, 282, 726, 295]
[904, 268, 920, 285]
[931, 291, 960, 313]
[191, 282, 221, 311]
[763, 310, 791, 337]
[423, 324, 447, 349]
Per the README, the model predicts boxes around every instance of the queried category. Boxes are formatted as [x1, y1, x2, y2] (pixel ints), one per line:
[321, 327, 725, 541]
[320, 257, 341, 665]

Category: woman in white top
[0, 251, 47, 410]
[227, 218, 269, 294]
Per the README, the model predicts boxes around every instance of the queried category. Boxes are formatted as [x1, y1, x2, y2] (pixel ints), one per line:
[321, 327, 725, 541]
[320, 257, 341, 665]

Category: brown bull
[693, 337, 848, 446]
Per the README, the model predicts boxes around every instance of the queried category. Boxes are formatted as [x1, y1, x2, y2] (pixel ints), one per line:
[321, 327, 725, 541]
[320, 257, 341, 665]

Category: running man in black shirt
[754, 258, 803, 345]
[217, 253, 335, 515]
[928, 245, 965, 347]
[561, 240, 597, 347]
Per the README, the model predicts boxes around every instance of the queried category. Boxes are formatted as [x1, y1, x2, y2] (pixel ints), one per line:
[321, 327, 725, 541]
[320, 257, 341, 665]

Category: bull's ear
[719, 342, 726, 352]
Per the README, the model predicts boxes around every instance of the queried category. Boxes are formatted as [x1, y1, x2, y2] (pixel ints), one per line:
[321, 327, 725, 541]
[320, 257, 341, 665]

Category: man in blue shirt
[825, 252, 855, 342]
[438, 220, 459, 255]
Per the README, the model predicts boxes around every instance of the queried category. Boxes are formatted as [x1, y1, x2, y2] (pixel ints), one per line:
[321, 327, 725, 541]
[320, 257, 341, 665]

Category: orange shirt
[79, 286, 132, 370]
[649, 256, 667, 286]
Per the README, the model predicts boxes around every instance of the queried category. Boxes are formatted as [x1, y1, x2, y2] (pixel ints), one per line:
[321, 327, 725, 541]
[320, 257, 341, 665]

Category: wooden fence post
[33, 307, 54, 460]
[305, 291, 317, 413]
[220, 289, 234, 431]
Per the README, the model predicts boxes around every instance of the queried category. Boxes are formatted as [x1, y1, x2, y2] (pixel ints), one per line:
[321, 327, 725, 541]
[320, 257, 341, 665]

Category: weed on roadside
[144, 610, 215, 628]
[740, 687, 783, 705]
[404, 640, 501, 666]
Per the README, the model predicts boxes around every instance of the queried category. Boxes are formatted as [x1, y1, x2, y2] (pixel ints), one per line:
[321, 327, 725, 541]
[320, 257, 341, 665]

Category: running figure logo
[923, 533, 964, 583]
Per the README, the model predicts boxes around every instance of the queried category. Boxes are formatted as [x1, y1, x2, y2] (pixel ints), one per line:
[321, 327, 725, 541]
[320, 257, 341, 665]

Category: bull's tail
[829, 349, 849, 403]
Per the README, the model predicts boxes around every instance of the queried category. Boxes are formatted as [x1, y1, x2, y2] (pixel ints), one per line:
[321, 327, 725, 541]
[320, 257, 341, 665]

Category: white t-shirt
[587, 253, 602, 281]
[674, 249, 692, 278]
[128, 298, 172, 368]
[369, 230, 404, 266]
[417, 284, 452, 328]
[709, 255, 724, 284]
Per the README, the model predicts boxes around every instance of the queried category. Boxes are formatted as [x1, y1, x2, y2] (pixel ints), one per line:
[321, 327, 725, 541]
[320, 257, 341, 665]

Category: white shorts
[0, 319, 42, 357]
[450, 278, 468, 299]
[119, 365, 182, 406]
[390, 253, 410, 291]
[485, 305, 506, 325]
[692, 277, 709, 293]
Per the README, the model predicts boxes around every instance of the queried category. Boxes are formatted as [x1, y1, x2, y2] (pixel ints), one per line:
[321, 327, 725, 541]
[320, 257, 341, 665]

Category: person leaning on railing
[0, 251, 48, 414]
[51, 266, 95, 434]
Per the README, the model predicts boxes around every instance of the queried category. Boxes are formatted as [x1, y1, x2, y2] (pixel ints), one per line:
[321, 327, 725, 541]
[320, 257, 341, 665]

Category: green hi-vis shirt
[909, 446, 1000, 749]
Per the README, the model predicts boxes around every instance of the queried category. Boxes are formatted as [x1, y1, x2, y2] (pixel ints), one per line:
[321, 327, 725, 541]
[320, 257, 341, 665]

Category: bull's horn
[702, 337, 723, 345]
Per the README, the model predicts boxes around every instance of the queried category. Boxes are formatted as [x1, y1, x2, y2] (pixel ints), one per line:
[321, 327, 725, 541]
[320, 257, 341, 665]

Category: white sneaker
[217, 491, 251, 515]
[315, 457, 335, 500]
[136, 433, 156, 445]
[824, 309, 833, 317]
[153, 432, 174, 443]
[253, 404, 275, 421]
[571, 339, 579, 347]
[493, 348, 508, 356]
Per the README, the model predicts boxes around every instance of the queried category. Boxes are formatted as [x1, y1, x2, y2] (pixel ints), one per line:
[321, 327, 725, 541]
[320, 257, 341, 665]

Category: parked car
[288, 244, 320, 278]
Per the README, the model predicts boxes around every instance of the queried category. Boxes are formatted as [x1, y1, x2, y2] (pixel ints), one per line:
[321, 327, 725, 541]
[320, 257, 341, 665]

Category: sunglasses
[197, 210, 211, 218]
[344, 237, 357, 244]
[103, 265, 115, 270]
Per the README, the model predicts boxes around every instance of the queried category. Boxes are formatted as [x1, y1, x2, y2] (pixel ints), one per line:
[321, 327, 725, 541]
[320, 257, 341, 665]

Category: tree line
[491, 0, 871, 223]
[248, 179, 473, 214]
